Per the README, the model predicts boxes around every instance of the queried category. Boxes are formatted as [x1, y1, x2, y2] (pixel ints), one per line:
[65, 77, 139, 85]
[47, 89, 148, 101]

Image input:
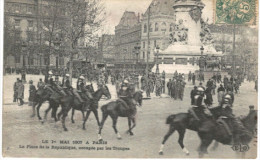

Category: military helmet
[79, 75, 85, 80]
[224, 94, 231, 99]
[48, 71, 53, 75]
[124, 80, 129, 84]
[197, 87, 204, 92]
[65, 74, 70, 77]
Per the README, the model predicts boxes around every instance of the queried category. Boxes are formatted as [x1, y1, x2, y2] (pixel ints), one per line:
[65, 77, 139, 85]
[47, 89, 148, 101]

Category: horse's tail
[166, 114, 176, 124]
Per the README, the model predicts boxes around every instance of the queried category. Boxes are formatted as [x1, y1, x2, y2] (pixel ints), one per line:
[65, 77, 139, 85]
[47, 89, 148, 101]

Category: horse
[51, 85, 111, 131]
[70, 85, 111, 130]
[158, 106, 257, 158]
[98, 91, 143, 140]
[31, 86, 54, 121]
[70, 83, 95, 123]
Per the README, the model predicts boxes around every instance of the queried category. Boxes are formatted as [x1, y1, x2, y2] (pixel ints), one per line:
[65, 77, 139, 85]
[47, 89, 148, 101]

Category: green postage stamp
[215, 0, 257, 25]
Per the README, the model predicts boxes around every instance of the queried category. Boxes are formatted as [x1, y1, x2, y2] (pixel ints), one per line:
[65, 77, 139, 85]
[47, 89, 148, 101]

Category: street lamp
[200, 46, 204, 55]
[134, 44, 141, 72]
[21, 41, 27, 69]
[53, 37, 61, 71]
[155, 45, 160, 75]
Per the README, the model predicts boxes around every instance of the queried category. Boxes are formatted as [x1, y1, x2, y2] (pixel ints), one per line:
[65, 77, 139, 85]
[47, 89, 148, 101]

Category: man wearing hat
[13, 78, 19, 102]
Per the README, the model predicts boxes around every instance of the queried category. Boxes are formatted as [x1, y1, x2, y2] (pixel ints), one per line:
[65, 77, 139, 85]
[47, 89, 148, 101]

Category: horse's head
[241, 105, 258, 132]
[100, 85, 111, 100]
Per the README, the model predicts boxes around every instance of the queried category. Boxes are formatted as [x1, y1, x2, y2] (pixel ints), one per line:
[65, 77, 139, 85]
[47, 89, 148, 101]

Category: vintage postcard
[2, 0, 258, 158]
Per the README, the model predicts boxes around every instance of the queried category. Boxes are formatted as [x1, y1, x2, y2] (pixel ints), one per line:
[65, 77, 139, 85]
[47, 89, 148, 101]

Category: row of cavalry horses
[30, 84, 257, 157]
[30, 84, 143, 140]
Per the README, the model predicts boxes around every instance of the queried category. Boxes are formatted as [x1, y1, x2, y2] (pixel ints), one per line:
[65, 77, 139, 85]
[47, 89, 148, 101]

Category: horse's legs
[159, 125, 175, 155]
[98, 112, 109, 140]
[36, 102, 42, 120]
[81, 111, 85, 121]
[127, 118, 136, 136]
[198, 132, 213, 158]
[177, 129, 189, 155]
[93, 109, 100, 126]
[57, 108, 63, 121]
[51, 103, 59, 122]
[31, 102, 38, 117]
[71, 109, 75, 123]
[83, 111, 91, 130]
[111, 116, 121, 139]
[43, 104, 52, 121]
[61, 107, 71, 131]
[127, 118, 132, 134]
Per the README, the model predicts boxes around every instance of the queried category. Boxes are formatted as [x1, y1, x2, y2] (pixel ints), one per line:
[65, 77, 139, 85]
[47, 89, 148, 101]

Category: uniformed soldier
[118, 80, 135, 110]
[179, 80, 186, 101]
[155, 77, 162, 97]
[77, 75, 93, 101]
[54, 75, 62, 86]
[63, 74, 84, 103]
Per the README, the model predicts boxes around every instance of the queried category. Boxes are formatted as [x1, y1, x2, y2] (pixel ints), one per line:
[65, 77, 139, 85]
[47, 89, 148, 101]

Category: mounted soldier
[118, 80, 136, 111]
[188, 87, 211, 121]
[77, 75, 93, 101]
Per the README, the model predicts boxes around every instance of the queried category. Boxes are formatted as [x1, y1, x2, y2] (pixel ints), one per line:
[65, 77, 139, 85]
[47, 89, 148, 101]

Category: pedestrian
[28, 80, 36, 106]
[188, 71, 192, 82]
[190, 86, 197, 105]
[17, 80, 24, 106]
[179, 80, 186, 101]
[175, 80, 181, 100]
[171, 79, 176, 99]
[192, 73, 196, 85]
[217, 84, 225, 106]
[223, 75, 229, 90]
[155, 78, 162, 97]
[13, 78, 19, 102]
[204, 87, 213, 106]
[167, 79, 172, 96]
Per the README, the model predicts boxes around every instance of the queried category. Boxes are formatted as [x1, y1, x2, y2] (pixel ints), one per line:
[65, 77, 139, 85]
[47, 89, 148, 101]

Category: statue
[169, 19, 188, 44]
[200, 18, 213, 45]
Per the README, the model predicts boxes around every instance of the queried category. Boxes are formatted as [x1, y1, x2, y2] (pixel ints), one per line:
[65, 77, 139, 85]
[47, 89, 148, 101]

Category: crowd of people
[167, 71, 186, 100]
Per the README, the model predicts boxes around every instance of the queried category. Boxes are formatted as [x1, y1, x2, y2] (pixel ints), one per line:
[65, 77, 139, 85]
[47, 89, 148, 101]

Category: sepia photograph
[2, 0, 259, 158]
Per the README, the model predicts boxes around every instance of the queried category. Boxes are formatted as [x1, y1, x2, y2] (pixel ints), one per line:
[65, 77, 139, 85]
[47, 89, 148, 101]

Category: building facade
[140, 0, 175, 63]
[4, 0, 87, 72]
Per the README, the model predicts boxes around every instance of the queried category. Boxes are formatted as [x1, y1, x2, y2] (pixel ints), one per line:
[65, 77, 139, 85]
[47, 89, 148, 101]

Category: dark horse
[31, 86, 55, 121]
[159, 106, 257, 157]
[98, 91, 143, 140]
[68, 85, 111, 130]
[48, 85, 111, 131]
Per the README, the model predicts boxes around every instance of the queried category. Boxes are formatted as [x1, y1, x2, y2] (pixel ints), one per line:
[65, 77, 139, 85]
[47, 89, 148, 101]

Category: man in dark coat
[28, 80, 36, 106]
[167, 79, 172, 96]
[190, 86, 197, 105]
[17, 80, 24, 106]
[13, 78, 19, 102]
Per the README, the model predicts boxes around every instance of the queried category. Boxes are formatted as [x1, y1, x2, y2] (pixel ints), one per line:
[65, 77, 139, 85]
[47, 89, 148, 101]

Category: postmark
[214, 0, 257, 25]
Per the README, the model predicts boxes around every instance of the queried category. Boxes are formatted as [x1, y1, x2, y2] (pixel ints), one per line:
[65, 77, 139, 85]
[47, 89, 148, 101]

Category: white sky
[101, 0, 213, 34]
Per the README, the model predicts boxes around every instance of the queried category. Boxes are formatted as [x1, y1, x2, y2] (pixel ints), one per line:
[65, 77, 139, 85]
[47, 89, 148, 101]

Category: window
[161, 22, 166, 32]
[59, 57, 64, 66]
[28, 20, 33, 27]
[143, 24, 147, 33]
[154, 40, 157, 47]
[170, 23, 174, 32]
[27, 6, 34, 13]
[14, 19, 20, 27]
[155, 23, 159, 32]
[143, 52, 145, 59]
[14, 4, 20, 12]
[143, 42, 145, 49]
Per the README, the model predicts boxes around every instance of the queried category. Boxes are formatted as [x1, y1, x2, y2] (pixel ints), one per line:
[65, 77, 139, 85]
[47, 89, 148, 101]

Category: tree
[62, 0, 106, 82]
